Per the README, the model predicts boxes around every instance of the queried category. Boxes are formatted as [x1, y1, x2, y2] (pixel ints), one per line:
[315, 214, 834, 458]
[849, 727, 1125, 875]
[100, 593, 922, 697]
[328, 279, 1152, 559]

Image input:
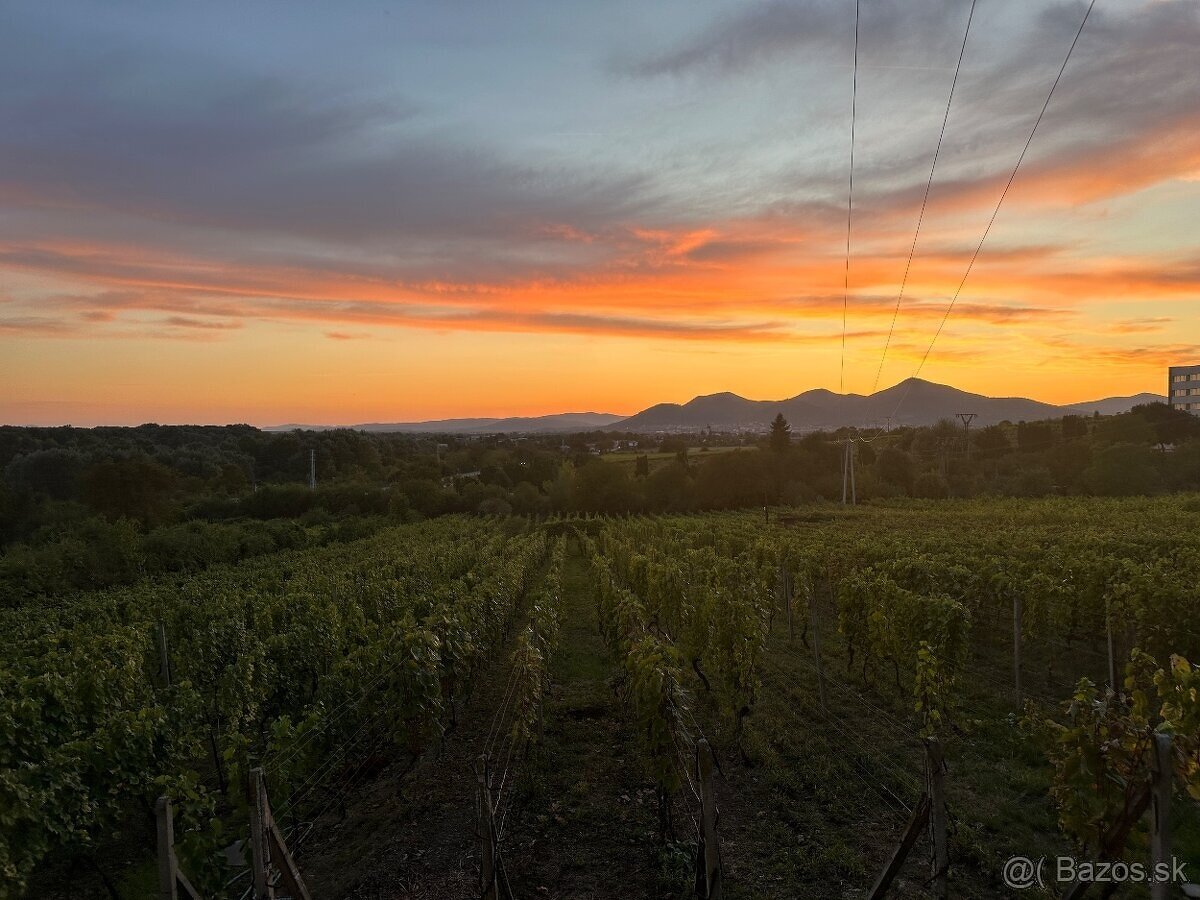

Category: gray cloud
[621, 0, 972, 78]
[0, 15, 663, 267]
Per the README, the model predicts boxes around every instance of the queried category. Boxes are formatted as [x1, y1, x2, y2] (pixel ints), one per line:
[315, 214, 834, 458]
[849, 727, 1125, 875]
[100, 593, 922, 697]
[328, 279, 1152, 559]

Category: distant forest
[2, 402, 1199, 600]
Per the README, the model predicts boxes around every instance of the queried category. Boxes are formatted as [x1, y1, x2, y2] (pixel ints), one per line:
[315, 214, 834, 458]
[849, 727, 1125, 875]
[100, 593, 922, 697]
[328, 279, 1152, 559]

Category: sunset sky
[2, 0, 1198, 426]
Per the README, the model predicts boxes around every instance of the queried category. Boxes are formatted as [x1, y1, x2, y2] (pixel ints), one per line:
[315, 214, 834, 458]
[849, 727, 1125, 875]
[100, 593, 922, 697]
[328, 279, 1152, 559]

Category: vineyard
[3, 497, 1199, 898]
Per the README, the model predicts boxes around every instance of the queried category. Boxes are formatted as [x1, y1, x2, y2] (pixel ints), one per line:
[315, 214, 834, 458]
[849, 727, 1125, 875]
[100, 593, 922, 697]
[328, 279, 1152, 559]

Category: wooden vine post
[810, 577, 830, 713]
[156, 797, 202, 900]
[1012, 595, 1023, 707]
[156, 621, 172, 688]
[867, 794, 931, 899]
[249, 767, 312, 900]
[1149, 733, 1173, 900]
[695, 738, 722, 899]
[926, 738, 949, 899]
[1105, 599, 1117, 692]
[477, 754, 500, 900]
[866, 739, 947, 898]
[786, 569, 795, 640]
[778, 565, 794, 640]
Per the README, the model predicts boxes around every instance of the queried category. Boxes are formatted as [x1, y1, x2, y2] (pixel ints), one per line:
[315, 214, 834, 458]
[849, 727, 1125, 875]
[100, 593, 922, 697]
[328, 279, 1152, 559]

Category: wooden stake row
[156, 797, 202, 900]
[249, 767, 312, 900]
[867, 738, 948, 899]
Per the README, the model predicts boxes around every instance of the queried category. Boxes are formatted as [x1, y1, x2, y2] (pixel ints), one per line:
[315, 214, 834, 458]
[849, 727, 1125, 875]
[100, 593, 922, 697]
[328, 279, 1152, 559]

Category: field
[4, 497, 1200, 899]
[600, 444, 753, 475]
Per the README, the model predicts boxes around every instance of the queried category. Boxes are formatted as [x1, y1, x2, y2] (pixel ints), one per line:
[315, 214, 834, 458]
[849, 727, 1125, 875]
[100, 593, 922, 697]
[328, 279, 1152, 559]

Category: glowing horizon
[2, 1, 1198, 426]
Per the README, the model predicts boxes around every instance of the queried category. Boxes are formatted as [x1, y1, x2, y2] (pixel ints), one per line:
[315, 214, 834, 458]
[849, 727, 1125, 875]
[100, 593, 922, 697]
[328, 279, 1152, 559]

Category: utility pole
[841, 440, 857, 506]
[308, 448, 316, 490]
[956, 413, 977, 460]
[850, 441, 856, 504]
[841, 440, 849, 505]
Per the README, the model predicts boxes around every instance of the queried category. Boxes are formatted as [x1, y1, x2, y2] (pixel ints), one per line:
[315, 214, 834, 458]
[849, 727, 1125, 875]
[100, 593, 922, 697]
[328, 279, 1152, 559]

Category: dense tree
[1092, 414, 1155, 446]
[1083, 443, 1161, 496]
[3, 448, 84, 500]
[875, 447, 915, 493]
[1061, 415, 1089, 440]
[572, 461, 638, 513]
[974, 425, 1011, 456]
[644, 462, 692, 512]
[1017, 420, 1055, 452]
[768, 414, 791, 453]
[693, 450, 767, 509]
[81, 457, 178, 526]
[1129, 403, 1200, 445]
[658, 436, 687, 455]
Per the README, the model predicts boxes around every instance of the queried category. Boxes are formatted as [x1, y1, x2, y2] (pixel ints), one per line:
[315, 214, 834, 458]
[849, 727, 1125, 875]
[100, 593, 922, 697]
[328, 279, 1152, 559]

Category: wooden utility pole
[696, 739, 722, 899]
[840, 439, 858, 505]
[849, 441, 857, 505]
[926, 738, 948, 900]
[841, 440, 849, 505]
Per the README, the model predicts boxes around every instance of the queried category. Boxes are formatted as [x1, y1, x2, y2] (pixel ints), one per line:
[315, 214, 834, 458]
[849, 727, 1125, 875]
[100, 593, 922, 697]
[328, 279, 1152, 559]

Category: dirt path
[499, 545, 675, 899]
[300, 541, 676, 899]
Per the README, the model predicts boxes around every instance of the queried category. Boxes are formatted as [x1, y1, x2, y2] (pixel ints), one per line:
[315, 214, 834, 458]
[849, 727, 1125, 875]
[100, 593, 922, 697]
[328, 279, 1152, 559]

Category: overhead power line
[892, 0, 1099, 422]
[840, 0, 861, 395]
[873, 0, 979, 395]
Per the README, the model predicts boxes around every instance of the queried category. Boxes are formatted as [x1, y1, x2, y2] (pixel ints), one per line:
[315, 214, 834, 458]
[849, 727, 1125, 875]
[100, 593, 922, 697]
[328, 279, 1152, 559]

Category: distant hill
[1058, 393, 1164, 417]
[612, 379, 1166, 431]
[270, 412, 625, 434]
[268, 382, 1167, 434]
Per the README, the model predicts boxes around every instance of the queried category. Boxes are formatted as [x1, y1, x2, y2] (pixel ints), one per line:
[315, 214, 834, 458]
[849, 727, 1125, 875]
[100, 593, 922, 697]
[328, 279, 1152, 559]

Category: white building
[1168, 365, 1200, 414]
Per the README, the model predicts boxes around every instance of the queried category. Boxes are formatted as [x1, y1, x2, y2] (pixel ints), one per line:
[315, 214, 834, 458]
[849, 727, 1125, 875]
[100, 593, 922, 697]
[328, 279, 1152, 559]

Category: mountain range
[270, 379, 1164, 434]
[271, 412, 625, 434]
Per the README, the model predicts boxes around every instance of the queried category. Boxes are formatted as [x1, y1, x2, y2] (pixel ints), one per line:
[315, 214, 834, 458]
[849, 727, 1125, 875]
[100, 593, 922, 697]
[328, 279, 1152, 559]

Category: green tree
[1017, 420, 1055, 452]
[974, 424, 1011, 457]
[658, 436, 687, 455]
[635, 454, 650, 479]
[1061, 415, 1089, 440]
[81, 457, 178, 526]
[1083, 443, 1161, 496]
[769, 414, 792, 453]
[693, 451, 767, 508]
[644, 462, 691, 511]
[875, 447, 915, 493]
[1093, 414, 1155, 446]
[572, 461, 638, 513]
[1129, 403, 1200, 445]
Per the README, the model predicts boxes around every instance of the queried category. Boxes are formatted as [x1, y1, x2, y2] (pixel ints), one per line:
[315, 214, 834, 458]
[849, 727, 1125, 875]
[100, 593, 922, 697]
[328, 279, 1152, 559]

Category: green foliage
[509, 538, 566, 749]
[1025, 651, 1200, 857]
[768, 414, 791, 454]
[0, 517, 548, 895]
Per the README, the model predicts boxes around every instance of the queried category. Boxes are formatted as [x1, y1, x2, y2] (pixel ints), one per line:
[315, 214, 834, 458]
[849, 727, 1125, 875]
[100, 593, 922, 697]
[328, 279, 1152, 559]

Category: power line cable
[840, 0, 862, 395]
[873, 0, 979, 394]
[893, 0, 1098, 421]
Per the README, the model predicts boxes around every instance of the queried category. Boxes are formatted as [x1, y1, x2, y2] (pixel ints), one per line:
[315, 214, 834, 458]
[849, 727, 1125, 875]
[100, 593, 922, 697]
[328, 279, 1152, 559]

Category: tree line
[2, 403, 1198, 599]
